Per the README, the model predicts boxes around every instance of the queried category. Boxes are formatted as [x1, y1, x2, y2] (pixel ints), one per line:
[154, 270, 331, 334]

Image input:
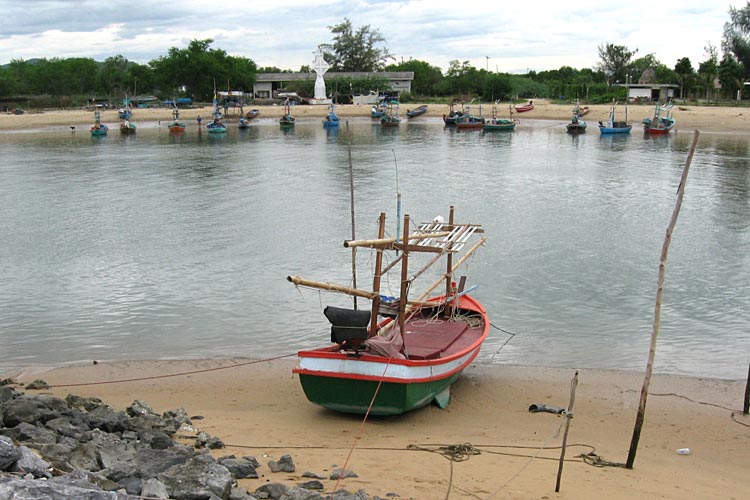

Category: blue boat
[90, 110, 108, 137]
[598, 101, 631, 134]
[207, 91, 227, 134]
[323, 103, 340, 127]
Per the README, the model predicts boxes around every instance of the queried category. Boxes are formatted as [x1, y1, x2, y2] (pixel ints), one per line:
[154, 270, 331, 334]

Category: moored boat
[483, 104, 517, 132]
[380, 101, 401, 127]
[642, 102, 675, 134]
[455, 104, 485, 130]
[323, 102, 340, 127]
[442, 101, 464, 125]
[371, 104, 386, 118]
[279, 99, 296, 127]
[90, 110, 108, 137]
[406, 104, 428, 118]
[167, 106, 186, 133]
[598, 100, 632, 134]
[119, 119, 136, 134]
[514, 101, 535, 113]
[290, 208, 489, 415]
[207, 90, 227, 134]
[245, 109, 260, 120]
[566, 101, 587, 134]
[238, 117, 251, 129]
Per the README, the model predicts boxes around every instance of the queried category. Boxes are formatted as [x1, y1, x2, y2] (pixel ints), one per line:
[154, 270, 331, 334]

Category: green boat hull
[297, 372, 460, 415]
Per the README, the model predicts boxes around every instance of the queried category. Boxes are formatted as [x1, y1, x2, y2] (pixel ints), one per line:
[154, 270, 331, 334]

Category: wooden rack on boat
[287, 206, 486, 337]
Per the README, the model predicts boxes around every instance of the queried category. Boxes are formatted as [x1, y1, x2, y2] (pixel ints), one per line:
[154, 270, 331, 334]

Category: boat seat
[403, 321, 468, 360]
[324, 306, 371, 345]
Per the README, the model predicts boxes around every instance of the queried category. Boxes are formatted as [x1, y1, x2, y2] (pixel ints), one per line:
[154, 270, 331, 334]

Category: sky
[0, 1, 731, 74]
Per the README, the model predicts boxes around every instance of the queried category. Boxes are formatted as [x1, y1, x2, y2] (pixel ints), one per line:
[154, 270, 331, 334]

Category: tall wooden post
[398, 215, 411, 341]
[626, 130, 700, 469]
[347, 121, 358, 309]
[743, 361, 750, 415]
[555, 370, 579, 492]
[369, 213, 386, 336]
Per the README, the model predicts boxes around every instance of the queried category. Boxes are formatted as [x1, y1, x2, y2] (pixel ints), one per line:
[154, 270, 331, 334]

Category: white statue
[312, 48, 331, 100]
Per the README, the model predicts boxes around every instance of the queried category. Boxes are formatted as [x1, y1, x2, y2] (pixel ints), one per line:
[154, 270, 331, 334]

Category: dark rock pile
[0, 384, 392, 500]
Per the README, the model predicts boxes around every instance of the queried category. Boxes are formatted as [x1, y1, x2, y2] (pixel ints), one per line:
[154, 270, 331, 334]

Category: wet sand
[8, 359, 749, 500]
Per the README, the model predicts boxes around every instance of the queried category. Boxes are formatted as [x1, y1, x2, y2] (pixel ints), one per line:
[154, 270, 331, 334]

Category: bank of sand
[9, 359, 749, 500]
[1, 100, 750, 133]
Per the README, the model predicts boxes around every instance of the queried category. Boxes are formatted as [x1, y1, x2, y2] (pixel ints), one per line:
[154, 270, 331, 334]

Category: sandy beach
[6, 359, 748, 499]
[1, 101, 750, 133]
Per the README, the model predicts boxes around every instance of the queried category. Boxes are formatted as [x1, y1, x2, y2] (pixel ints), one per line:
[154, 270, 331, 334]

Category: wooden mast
[369, 213, 386, 336]
[444, 206, 455, 307]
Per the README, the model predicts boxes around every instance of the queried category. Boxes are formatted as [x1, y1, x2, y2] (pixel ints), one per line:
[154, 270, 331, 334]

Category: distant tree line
[2, 5, 750, 107]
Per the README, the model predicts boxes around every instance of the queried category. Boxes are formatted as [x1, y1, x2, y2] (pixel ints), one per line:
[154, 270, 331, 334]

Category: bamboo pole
[344, 231, 451, 248]
[369, 213, 386, 336]
[445, 206, 455, 306]
[626, 130, 700, 469]
[414, 237, 487, 303]
[555, 370, 579, 492]
[347, 121, 358, 309]
[398, 215, 411, 337]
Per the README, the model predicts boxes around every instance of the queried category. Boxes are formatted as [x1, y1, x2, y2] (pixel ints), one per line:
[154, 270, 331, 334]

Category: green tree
[718, 54, 744, 99]
[322, 18, 393, 71]
[482, 73, 513, 101]
[597, 43, 637, 84]
[150, 39, 256, 100]
[674, 57, 695, 98]
[722, 2, 750, 83]
[697, 44, 719, 100]
[384, 59, 443, 96]
[100, 55, 130, 96]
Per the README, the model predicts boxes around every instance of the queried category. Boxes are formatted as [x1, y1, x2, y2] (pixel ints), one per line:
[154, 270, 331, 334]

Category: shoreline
[2, 101, 750, 133]
[8, 358, 750, 499]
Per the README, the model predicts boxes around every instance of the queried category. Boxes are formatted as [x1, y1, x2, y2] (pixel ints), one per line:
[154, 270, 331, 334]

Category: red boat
[514, 102, 535, 113]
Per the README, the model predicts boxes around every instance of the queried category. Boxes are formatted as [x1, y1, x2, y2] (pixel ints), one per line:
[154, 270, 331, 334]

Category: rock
[229, 486, 259, 500]
[0, 435, 21, 470]
[1, 422, 58, 444]
[148, 431, 174, 450]
[281, 487, 324, 500]
[9, 445, 52, 478]
[0, 385, 16, 403]
[39, 442, 76, 471]
[87, 405, 129, 433]
[118, 476, 142, 495]
[132, 445, 196, 479]
[196, 431, 225, 449]
[25, 379, 49, 390]
[329, 468, 358, 480]
[218, 456, 259, 479]
[141, 477, 169, 499]
[0, 474, 140, 499]
[255, 483, 289, 500]
[2, 397, 58, 426]
[157, 453, 232, 500]
[69, 441, 101, 471]
[45, 415, 90, 439]
[301, 471, 325, 479]
[65, 394, 104, 412]
[297, 480, 324, 490]
[267, 454, 295, 473]
[328, 490, 369, 500]
[126, 400, 158, 418]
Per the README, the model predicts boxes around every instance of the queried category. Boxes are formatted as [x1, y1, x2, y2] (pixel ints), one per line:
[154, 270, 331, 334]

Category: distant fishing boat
[380, 101, 401, 127]
[245, 109, 260, 120]
[167, 105, 186, 133]
[598, 100, 632, 134]
[279, 99, 296, 128]
[238, 117, 251, 129]
[442, 101, 464, 125]
[406, 104, 428, 118]
[371, 104, 386, 118]
[119, 119, 136, 134]
[566, 101, 587, 134]
[207, 89, 227, 134]
[514, 101, 535, 113]
[90, 110, 108, 137]
[642, 102, 675, 135]
[455, 104, 485, 130]
[323, 102, 340, 127]
[483, 104, 517, 132]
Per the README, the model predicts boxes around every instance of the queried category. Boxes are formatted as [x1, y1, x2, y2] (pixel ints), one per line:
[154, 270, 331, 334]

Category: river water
[1, 117, 748, 379]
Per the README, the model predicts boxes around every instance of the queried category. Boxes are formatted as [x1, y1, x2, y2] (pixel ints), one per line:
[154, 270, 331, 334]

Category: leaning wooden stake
[626, 130, 700, 469]
[743, 361, 750, 415]
[346, 121, 358, 310]
[555, 370, 579, 492]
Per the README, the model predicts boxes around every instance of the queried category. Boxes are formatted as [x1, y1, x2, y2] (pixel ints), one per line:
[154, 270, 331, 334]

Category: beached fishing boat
[279, 100, 296, 127]
[577, 106, 590, 117]
[642, 102, 675, 134]
[483, 105, 517, 132]
[290, 207, 489, 415]
[566, 102, 587, 134]
[442, 101, 464, 125]
[598, 101, 632, 134]
[323, 102, 340, 127]
[514, 101, 535, 113]
[455, 105, 485, 130]
[371, 104, 386, 119]
[90, 110, 108, 137]
[119, 119, 136, 134]
[167, 106, 186, 133]
[245, 109, 260, 120]
[381, 101, 401, 127]
[406, 104, 428, 118]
